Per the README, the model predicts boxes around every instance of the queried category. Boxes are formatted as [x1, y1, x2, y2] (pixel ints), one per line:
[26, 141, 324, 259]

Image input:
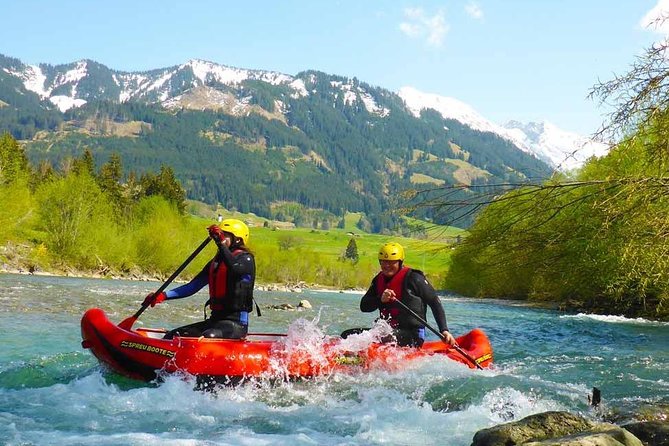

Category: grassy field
[187, 207, 465, 288]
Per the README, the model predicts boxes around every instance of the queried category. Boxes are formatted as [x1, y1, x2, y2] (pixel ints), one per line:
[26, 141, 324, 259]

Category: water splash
[561, 313, 669, 326]
[334, 319, 394, 353]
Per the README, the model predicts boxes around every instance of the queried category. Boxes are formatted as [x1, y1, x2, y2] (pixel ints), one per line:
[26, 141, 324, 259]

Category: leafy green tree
[277, 234, 301, 251]
[0, 177, 34, 242]
[35, 171, 116, 266]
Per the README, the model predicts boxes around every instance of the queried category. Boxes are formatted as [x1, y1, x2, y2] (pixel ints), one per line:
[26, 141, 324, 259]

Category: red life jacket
[208, 249, 244, 311]
[376, 266, 411, 328]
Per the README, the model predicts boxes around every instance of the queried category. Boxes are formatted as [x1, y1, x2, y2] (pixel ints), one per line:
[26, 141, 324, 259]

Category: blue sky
[1, 1, 666, 135]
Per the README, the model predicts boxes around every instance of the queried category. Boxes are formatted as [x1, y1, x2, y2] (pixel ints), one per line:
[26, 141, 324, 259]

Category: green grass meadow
[188, 210, 464, 289]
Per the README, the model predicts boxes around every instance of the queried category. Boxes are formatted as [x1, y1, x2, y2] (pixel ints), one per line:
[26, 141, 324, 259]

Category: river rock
[523, 426, 643, 445]
[471, 411, 643, 446]
[265, 303, 296, 311]
[298, 299, 312, 309]
[621, 421, 669, 446]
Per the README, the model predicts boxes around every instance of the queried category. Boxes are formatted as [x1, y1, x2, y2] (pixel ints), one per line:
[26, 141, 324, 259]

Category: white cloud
[399, 7, 449, 47]
[640, 0, 669, 34]
[465, 1, 483, 20]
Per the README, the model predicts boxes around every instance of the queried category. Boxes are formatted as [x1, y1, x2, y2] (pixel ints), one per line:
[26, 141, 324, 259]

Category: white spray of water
[561, 313, 669, 326]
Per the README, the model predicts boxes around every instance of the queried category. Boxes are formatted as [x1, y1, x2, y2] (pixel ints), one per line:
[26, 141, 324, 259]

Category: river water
[1, 272, 667, 445]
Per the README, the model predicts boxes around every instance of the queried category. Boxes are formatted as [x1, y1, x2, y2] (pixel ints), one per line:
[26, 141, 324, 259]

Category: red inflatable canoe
[81, 307, 493, 382]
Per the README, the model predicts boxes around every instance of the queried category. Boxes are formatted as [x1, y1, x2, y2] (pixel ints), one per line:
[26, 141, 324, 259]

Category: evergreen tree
[356, 215, 371, 232]
[337, 216, 346, 229]
[141, 165, 186, 214]
[33, 159, 56, 187]
[0, 132, 29, 184]
[72, 149, 96, 177]
[97, 153, 125, 210]
[344, 238, 359, 263]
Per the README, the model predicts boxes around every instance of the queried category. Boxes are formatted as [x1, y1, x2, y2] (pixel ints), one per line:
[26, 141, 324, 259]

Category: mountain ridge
[1, 53, 558, 230]
[4, 54, 607, 171]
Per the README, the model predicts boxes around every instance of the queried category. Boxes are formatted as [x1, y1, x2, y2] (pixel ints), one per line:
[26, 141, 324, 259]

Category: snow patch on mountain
[185, 59, 296, 89]
[289, 78, 308, 98]
[50, 95, 87, 112]
[20, 65, 49, 97]
[360, 91, 390, 117]
[55, 61, 88, 87]
[331, 80, 390, 116]
[186, 59, 249, 85]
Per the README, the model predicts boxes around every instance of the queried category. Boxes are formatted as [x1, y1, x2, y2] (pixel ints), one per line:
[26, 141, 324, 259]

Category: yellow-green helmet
[220, 219, 250, 245]
[378, 242, 404, 261]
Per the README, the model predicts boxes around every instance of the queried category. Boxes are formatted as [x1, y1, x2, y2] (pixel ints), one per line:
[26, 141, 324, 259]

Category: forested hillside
[0, 55, 553, 232]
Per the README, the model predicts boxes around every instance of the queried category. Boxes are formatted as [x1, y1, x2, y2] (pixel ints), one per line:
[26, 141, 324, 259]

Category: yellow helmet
[378, 242, 404, 261]
[220, 219, 250, 245]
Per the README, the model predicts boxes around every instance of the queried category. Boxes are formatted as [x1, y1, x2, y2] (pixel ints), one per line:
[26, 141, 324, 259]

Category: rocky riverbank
[471, 410, 668, 446]
[0, 259, 364, 295]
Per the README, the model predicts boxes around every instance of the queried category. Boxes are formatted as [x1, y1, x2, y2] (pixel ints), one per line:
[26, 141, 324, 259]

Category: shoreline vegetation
[0, 259, 366, 295]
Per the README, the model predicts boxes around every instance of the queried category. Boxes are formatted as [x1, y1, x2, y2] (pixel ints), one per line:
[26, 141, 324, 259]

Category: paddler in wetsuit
[143, 219, 255, 339]
[358, 242, 456, 347]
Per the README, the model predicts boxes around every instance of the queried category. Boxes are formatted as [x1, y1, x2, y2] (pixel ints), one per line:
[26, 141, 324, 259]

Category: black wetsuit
[359, 268, 448, 347]
[162, 244, 255, 339]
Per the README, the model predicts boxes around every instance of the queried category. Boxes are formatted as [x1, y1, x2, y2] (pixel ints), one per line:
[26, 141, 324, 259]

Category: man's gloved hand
[143, 291, 166, 307]
[207, 225, 226, 245]
[441, 330, 457, 347]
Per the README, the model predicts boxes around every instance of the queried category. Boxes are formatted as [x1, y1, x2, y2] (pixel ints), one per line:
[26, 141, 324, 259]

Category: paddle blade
[118, 315, 137, 331]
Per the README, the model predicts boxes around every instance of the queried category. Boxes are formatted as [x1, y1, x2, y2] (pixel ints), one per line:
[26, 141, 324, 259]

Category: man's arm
[360, 281, 380, 312]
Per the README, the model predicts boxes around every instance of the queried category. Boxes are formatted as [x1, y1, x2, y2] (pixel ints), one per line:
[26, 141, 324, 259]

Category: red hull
[81, 308, 493, 382]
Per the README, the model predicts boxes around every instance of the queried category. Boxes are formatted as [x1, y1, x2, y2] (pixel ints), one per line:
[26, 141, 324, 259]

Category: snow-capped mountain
[1, 57, 395, 118]
[1, 53, 602, 173]
[502, 120, 610, 171]
[398, 86, 609, 171]
[2, 58, 307, 111]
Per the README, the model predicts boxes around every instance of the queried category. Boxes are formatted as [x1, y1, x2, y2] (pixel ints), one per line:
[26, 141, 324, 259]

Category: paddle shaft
[391, 298, 483, 370]
[121, 237, 212, 327]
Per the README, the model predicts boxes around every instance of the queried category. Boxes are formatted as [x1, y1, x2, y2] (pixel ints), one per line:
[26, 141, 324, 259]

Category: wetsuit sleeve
[360, 281, 379, 312]
[233, 252, 255, 280]
[411, 271, 449, 332]
[217, 245, 255, 278]
[164, 262, 209, 299]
